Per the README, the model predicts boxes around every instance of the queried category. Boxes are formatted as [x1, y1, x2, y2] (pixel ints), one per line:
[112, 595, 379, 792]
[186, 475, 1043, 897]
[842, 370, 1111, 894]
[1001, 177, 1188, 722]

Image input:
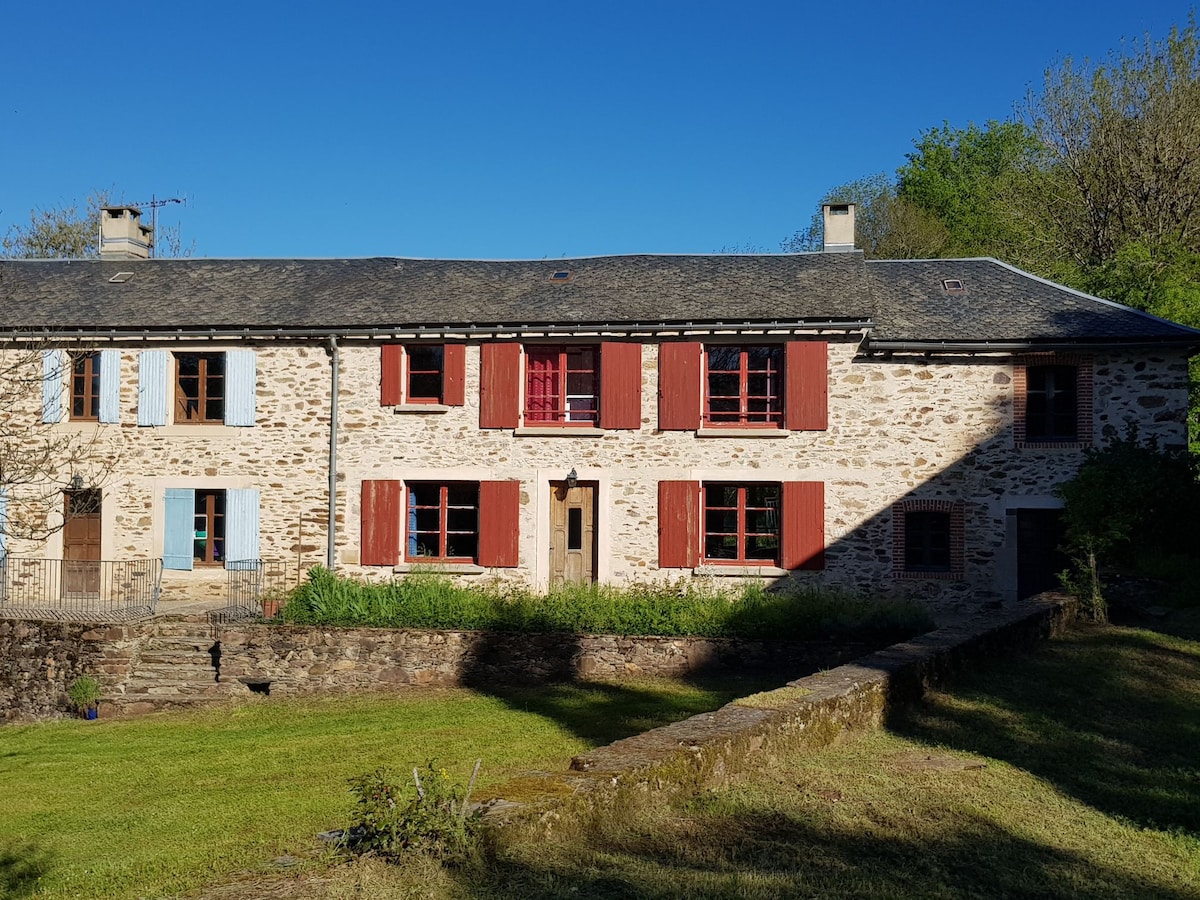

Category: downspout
[327, 336, 339, 570]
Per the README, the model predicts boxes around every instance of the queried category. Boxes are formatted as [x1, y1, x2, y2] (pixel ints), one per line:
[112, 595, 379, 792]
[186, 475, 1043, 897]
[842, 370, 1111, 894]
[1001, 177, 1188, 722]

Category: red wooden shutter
[380, 344, 404, 406]
[658, 342, 702, 431]
[785, 340, 828, 431]
[658, 480, 700, 568]
[442, 344, 466, 406]
[479, 343, 521, 428]
[361, 479, 402, 566]
[478, 480, 520, 567]
[600, 341, 642, 429]
[781, 481, 824, 570]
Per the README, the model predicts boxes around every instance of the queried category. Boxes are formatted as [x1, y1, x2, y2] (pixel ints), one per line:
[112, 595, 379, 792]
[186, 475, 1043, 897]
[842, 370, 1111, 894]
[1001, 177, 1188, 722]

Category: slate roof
[0, 253, 1195, 348]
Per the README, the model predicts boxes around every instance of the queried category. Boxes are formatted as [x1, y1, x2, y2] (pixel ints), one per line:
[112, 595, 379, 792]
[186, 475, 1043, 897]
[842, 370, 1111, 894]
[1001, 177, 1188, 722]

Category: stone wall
[2, 338, 1190, 616]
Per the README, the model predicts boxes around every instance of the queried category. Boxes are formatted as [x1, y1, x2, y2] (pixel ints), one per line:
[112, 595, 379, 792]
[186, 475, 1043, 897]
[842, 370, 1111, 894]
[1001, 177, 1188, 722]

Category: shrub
[281, 567, 934, 641]
[67, 675, 101, 713]
[344, 762, 482, 861]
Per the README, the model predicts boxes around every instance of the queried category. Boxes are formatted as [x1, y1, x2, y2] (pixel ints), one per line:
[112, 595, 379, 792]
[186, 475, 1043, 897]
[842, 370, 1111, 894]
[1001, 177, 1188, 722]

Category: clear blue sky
[0, 1, 1188, 259]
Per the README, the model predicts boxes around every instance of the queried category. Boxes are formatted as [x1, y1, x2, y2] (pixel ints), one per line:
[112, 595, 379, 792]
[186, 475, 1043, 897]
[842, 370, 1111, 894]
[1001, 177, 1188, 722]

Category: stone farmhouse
[0, 204, 1194, 617]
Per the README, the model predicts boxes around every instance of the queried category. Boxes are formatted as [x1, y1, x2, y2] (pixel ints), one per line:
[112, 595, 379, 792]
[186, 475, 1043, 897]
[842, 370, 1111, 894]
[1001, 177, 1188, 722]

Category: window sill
[392, 562, 485, 575]
[1015, 440, 1090, 450]
[696, 428, 788, 439]
[393, 403, 450, 414]
[695, 564, 788, 577]
[892, 570, 964, 581]
[514, 426, 604, 437]
[137, 424, 249, 436]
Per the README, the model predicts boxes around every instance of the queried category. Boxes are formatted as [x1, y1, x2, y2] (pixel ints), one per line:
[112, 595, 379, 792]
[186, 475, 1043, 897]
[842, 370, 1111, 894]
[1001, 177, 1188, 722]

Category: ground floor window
[702, 483, 780, 564]
[406, 482, 479, 562]
[193, 490, 226, 565]
[892, 499, 964, 579]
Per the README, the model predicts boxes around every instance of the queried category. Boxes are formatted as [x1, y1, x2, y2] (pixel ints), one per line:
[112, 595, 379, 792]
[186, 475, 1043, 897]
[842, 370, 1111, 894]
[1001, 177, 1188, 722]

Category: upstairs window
[406, 482, 479, 562]
[525, 345, 599, 425]
[705, 345, 783, 426]
[1013, 356, 1092, 449]
[703, 483, 781, 564]
[70, 352, 101, 421]
[1025, 365, 1077, 441]
[175, 353, 225, 424]
[380, 344, 465, 407]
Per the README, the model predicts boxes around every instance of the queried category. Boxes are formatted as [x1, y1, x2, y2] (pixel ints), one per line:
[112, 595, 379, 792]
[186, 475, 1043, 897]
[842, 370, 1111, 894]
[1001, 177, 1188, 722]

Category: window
[703, 483, 781, 564]
[892, 500, 964, 579]
[525, 345, 599, 425]
[658, 341, 827, 432]
[903, 511, 950, 572]
[1013, 356, 1092, 448]
[380, 344, 465, 407]
[704, 345, 783, 426]
[1025, 365, 1077, 441]
[175, 353, 225, 424]
[360, 479, 520, 567]
[406, 482, 479, 561]
[658, 480, 824, 570]
[70, 352, 101, 421]
[478, 342, 640, 430]
[193, 490, 226, 565]
[162, 487, 259, 571]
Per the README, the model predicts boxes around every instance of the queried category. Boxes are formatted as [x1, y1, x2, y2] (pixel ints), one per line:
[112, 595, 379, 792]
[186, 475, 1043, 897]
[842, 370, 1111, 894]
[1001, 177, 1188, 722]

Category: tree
[1, 190, 193, 259]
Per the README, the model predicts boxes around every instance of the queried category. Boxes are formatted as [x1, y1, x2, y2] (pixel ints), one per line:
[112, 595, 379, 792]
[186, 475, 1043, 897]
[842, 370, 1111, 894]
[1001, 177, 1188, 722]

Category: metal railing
[0, 557, 163, 622]
[223, 559, 292, 621]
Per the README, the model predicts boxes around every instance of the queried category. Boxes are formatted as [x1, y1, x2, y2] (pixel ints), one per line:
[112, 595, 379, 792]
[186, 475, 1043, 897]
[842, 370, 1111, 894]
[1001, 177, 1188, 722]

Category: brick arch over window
[891, 498, 965, 580]
[1012, 353, 1093, 449]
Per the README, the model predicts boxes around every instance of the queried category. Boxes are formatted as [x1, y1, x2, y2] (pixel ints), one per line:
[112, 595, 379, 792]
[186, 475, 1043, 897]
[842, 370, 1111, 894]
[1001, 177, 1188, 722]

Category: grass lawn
[258, 616, 1200, 899]
[0, 674, 775, 899]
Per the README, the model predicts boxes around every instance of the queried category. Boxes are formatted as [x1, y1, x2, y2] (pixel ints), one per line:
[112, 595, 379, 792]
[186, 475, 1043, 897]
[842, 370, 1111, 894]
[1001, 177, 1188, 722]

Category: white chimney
[99, 206, 153, 260]
[822, 203, 856, 252]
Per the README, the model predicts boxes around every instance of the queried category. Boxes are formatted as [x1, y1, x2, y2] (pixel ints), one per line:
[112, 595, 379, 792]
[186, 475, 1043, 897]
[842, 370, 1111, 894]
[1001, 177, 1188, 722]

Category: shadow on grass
[463, 806, 1192, 899]
[888, 622, 1200, 834]
[0, 840, 53, 899]
[477, 672, 783, 747]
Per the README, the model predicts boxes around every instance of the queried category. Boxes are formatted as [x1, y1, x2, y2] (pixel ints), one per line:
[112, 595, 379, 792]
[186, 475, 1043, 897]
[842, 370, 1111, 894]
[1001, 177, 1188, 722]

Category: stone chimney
[822, 203, 856, 252]
[99, 206, 153, 260]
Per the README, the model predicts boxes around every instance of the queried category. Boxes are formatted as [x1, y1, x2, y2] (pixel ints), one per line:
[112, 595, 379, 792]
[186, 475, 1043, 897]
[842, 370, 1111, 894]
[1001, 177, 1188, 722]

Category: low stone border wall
[218, 627, 869, 693]
[551, 594, 1076, 804]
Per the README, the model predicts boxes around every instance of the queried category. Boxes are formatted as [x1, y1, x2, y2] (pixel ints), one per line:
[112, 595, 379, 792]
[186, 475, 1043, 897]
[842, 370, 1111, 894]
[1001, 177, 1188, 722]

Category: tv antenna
[128, 195, 186, 257]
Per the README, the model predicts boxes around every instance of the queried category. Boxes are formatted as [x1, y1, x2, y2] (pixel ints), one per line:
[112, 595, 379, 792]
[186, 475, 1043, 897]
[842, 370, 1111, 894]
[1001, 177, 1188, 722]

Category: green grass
[0, 675, 775, 900]
[258, 618, 1200, 899]
[280, 567, 933, 642]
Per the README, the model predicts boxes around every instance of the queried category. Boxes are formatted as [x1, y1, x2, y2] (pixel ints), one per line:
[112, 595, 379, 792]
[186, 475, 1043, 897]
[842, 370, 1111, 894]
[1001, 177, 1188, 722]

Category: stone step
[135, 651, 216, 666]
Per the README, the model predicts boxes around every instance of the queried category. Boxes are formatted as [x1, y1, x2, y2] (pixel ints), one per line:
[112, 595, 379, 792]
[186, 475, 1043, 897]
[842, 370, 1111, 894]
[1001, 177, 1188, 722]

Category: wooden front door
[549, 482, 596, 588]
[63, 489, 102, 596]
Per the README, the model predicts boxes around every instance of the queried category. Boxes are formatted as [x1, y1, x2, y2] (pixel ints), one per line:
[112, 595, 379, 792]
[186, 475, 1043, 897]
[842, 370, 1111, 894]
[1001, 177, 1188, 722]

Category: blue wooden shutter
[138, 351, 168, 426]
[225, 489, 261, 564]
[225, 351, 257, 426]
[98, 350, 121, 424]
[163, 488, 195, 570]
[42, 349, 65, 423]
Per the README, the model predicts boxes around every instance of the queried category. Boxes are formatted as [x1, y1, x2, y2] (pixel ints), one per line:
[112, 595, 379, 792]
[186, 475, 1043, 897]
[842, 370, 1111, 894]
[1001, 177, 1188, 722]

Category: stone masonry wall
[2, 339, 1189, 617]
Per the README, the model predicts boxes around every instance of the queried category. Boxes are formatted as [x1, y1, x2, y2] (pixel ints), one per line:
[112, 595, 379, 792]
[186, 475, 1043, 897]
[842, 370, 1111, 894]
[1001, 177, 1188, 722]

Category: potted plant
[260, 587, 287, 620]
[68, 674, 102, 720]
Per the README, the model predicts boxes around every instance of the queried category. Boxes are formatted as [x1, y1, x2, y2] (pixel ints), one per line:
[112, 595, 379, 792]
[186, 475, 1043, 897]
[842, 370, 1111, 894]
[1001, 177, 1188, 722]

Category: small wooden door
[549, 482, 596, 588]
[63, 489, 102, 596]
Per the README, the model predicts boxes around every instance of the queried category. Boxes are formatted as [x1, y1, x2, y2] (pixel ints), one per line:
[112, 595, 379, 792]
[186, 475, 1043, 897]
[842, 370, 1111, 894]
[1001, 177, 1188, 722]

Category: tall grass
[280, 567, 933, 642]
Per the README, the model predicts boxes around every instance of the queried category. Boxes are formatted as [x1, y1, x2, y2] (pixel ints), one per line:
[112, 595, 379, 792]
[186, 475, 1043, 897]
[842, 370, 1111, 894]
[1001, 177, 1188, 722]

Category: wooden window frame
[1013, 355, 1093, 449]
[892, 499, 965, 580]
[404, 344, 445, 404]
[405, 482, 480, 563]
[524, 345, 600, 426]
[175, 352, 225, 424]
[704, 344, 784, 427]
[69, 351, 101, 422]
[702, 482, 781, 566]
[193, 489, 226, 566]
